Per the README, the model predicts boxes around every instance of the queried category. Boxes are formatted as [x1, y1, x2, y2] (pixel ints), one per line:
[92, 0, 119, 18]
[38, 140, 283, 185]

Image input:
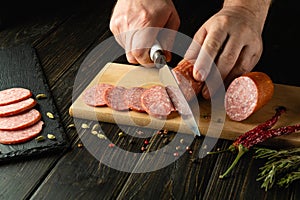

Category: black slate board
[0, 44, 69, 162]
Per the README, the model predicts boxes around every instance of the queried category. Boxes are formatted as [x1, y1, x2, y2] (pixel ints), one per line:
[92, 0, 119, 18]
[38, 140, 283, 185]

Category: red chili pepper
[232, 106, 286, 147]
[208, 106, 300, 179]
[243, 124, 300, 149]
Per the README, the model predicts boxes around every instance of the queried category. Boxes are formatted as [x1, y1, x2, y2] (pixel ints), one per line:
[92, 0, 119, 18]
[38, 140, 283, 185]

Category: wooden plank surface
[70, 62, 300, 147]
[0, 0, 299, 200]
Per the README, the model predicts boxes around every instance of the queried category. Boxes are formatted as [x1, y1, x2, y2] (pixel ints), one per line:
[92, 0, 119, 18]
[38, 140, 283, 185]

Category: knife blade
[150, 41, 201, 137]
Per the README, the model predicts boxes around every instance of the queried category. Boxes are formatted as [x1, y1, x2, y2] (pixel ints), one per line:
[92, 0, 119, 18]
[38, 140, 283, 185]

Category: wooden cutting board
[69, 62, 300, 147]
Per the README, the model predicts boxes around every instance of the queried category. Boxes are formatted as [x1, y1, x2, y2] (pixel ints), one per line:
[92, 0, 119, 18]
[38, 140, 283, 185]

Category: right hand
[109, 0, 180, 67]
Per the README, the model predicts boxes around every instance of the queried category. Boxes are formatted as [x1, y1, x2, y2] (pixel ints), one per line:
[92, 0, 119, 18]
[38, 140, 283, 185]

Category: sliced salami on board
[82, 83, 114, 107]
[126, 87, 147, 112]
[141, 85, 174, 119]
[105, 86, 129, 111]
[225, 72, 274, 121]
[172, 59, 203, 101]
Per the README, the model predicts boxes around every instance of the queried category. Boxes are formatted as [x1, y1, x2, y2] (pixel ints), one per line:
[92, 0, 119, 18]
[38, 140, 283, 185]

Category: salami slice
[105, 86, 129, 111]
[0, 87, 32, 106]
[82, 83, 114, 106]
[172, 59, 203, 101]
[0, 120, 44, 144]
[166, 86, 190, 115]
[225, 71, 274, 121]
[0, 98, 37, 117]
[0, 108, 41, 130]
[126, 87, 147, 112]
[141, 85, 174, 119]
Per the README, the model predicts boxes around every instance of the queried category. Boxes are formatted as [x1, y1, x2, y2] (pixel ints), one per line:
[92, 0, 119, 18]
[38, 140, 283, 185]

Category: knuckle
[206, 39, 223, 52]
[239, 66, 251, 74]
[220, 52, 236, 65]
[131, 49, 145, 58]
[109, 21, 117, 33]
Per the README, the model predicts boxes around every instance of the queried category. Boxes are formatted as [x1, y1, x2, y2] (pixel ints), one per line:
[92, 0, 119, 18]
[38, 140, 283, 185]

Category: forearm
[223, 0, 272, 32]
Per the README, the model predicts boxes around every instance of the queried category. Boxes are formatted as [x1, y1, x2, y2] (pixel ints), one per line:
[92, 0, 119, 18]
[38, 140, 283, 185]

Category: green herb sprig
[254, 147, 300, 191]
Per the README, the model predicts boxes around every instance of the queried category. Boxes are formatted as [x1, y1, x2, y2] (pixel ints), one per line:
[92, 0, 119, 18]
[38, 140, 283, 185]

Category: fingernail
[198, 69, 206, 82]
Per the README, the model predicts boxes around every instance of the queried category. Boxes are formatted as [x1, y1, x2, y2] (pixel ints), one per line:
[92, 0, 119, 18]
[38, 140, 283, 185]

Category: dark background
[1, 0, 299, 87]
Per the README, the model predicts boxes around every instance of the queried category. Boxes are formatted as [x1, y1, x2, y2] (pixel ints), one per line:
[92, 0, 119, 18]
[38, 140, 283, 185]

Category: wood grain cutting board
[69, 62, 300, 147]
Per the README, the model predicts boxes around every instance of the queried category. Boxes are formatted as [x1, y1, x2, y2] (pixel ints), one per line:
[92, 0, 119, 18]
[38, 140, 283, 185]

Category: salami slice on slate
[0, 120, 44, 144]
[0, 108, 41, 130]
[0, 87, 32, 106]
[0, 98, 37, 117]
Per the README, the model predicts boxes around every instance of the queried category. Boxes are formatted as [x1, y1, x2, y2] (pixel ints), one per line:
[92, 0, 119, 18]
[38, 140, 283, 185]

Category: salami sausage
[0, 120, 44, 144]
[105, 86, 129, 111]
[0, 108, 41, 130]
[0, 98, 37, 117]
[225, 71, 274, 121]
[172, 59, 203, 101]
[166, 86, 189, 115]
[126, 87, 147, 112]
[141, 85, 174, 119]
[82, 83, 114, 107]
[0, 87, 32, 106]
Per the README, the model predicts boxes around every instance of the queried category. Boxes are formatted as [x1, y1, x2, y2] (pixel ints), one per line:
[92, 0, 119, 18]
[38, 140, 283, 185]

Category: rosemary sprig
[254, 147, 300, 191]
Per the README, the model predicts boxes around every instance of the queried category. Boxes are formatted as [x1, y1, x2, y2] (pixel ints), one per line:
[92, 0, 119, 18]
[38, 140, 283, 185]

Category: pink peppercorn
[108, 143, 115, 148]
[144, 140, 149, 145]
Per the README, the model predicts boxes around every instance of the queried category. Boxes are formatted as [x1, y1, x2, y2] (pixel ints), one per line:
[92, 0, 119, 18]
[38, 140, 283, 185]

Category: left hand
[185, 5, 269, 99]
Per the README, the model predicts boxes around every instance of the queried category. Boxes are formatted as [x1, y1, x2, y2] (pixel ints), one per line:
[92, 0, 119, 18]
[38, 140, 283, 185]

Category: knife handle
[150, 40, 166, 68]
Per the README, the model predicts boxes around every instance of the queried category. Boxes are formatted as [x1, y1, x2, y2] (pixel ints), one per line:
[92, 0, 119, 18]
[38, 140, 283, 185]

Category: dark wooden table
[0, 0, 299, 199]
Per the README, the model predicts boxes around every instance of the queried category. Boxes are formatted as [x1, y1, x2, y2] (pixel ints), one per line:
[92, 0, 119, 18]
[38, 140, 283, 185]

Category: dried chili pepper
[208, 106, 300, 179]
[243, 124, 300, 149]
[232, 106, 286, 147]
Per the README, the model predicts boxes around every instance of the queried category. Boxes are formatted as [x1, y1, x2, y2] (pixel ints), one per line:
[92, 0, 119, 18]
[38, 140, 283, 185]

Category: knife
[150, 40, 201, 137]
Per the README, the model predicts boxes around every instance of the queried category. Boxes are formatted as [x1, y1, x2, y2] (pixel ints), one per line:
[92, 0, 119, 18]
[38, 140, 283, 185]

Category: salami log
[126, 87, 147, 112]
[0, 87, 32, 106]
[225, 71, 274, 121]
[172, 59, 203, 101]
[0, 98, 37, 117]
[82, 83, 114, 107]
[141, 85, 174, 119]
[0, 108, 41, 130]
[0, 120, 44, 144]
[105, 86, 129, 111]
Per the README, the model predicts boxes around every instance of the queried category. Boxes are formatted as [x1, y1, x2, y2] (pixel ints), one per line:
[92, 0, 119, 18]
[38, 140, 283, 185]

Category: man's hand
[185, 0, 272, 99]
[109, 0, 180, 66]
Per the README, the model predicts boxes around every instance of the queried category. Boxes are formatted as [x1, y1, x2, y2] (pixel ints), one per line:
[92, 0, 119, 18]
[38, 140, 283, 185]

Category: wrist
[223, 0, 272, 31]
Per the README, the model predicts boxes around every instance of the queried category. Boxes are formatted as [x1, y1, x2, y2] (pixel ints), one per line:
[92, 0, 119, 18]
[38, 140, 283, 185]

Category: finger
[224, 45, 262, 87]
[131, 27, 160, 67]
[215, 35, 244, 80]
[158, 12, 180, 62]
[184, 28, 207, 63]
[201, 62, 225, 100]
[112, 32, 126, 49]
[109, 14, 128, 49]
[126, 52, 138, 64]
[193, 29, 228, 82]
